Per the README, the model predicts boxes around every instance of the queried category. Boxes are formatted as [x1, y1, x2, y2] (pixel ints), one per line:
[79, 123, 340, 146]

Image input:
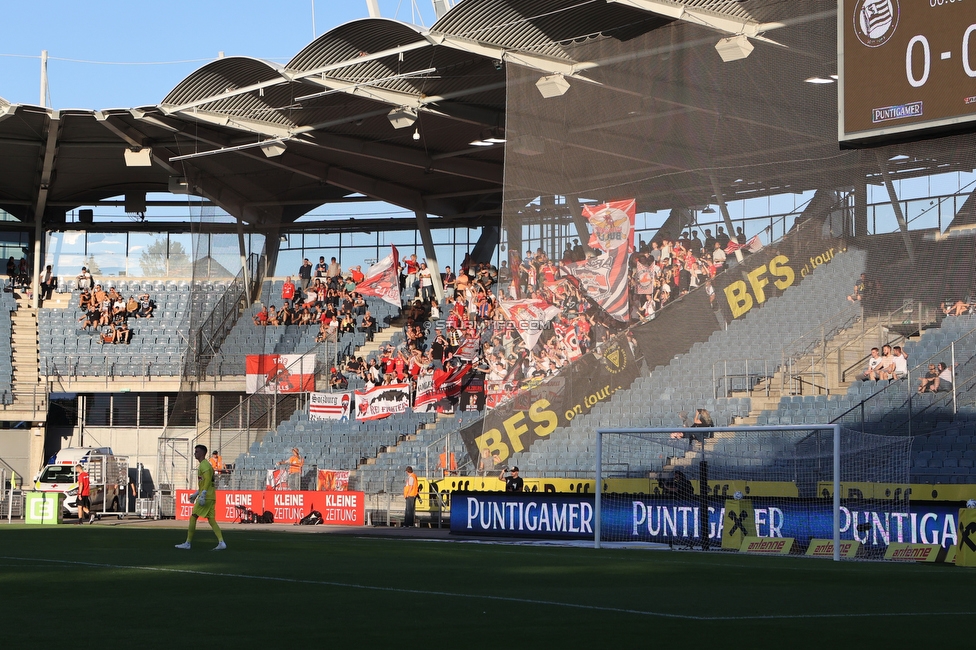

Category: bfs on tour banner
[245, 354, 316, 394]
[177, 490, 365, 526]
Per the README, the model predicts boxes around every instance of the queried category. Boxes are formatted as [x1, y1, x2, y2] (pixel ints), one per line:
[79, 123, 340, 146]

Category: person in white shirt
[859, 347, 883, 381]
[891, 346, 908, 380]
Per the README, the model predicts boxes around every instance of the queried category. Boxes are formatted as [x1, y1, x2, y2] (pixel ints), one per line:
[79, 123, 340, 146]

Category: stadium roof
[0, 0, 970, 235]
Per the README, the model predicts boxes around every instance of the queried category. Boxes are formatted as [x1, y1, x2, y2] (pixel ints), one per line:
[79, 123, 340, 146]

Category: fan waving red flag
[356, 245, 401, 307]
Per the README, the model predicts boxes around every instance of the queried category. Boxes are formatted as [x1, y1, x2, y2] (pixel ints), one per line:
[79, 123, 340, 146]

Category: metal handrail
[831, 323, 976, 432]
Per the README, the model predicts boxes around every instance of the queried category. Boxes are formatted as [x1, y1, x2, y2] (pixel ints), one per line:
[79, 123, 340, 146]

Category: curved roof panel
[287, 18, 428, 71]
[162, 57, 286, 106]
[432, 0, 664, 59]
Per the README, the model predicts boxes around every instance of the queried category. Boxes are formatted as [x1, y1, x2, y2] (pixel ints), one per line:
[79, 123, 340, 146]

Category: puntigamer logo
[853, 0, 899, 48]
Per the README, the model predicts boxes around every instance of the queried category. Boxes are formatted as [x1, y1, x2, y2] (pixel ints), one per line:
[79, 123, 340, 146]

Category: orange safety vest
[288, 455, 304, 474]
[403, 472, 419, 498]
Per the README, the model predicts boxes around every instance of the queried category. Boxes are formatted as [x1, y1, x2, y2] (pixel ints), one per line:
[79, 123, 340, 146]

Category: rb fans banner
[355, 383, 410, 420]
[245, 354, 315, 394]
[309, 391, 351, 421]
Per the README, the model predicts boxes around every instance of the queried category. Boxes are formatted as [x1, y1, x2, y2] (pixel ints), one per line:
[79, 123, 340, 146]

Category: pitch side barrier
[175, 489, 365, 525]
[449, 491, 970, 555]
[597, 425, 844, 560]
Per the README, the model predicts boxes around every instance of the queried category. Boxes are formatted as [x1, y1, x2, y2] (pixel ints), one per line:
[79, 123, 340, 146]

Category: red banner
[176, 490, 265, 523]
[177, 489, 364, 526]
[266, 490, 364, 525]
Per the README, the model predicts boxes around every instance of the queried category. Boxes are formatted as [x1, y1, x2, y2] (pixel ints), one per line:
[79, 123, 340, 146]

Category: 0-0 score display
[840, 0, 976, 144]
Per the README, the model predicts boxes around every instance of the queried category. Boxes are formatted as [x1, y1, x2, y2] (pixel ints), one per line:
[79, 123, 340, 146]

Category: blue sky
[0, 0, 441, 110]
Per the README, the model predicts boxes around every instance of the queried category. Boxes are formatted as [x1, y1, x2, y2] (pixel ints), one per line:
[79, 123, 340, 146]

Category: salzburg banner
[355, 383, 410, 420]
[309, 391, 351, 421]
[245, 354, 315, 394]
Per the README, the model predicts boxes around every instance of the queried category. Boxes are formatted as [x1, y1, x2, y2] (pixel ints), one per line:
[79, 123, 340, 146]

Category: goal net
[595, 425, 913, 560]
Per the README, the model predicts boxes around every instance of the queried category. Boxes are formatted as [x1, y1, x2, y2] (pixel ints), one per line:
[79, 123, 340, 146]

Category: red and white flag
[498, 297, 561, 350]
[309, 391, 351, 421]
[561, 247, 631, 322]
[245, 354, 315, 394]
[356, 245, 401, 307]
[413, 368, 441, 412]
[584, 199, 635, 253]
[725, 235, 763, 255]
[434, 362, 472, 398]
[554, 322, 583, 361]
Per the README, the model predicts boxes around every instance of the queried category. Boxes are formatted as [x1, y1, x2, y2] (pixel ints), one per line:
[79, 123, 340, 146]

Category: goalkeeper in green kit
[176, 444, 226, 550]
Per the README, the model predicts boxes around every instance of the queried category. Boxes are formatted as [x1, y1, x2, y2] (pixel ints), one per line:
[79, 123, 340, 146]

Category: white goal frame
[595, 424, 842, 560]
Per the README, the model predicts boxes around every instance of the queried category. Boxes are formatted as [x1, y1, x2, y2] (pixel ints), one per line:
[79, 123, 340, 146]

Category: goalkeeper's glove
[197, 490, 207, 505]
[188, 491, 199, 503]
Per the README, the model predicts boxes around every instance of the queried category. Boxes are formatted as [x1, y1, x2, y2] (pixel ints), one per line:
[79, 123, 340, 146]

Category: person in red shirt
[350, 265, 364, 284]
[281, 276, 296, 302]
[75, 463, 93, 524]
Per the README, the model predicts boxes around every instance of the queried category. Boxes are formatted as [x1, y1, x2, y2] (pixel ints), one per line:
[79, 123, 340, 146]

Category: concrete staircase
[3, 294, 47, 419]
[730, 312, 927, 426]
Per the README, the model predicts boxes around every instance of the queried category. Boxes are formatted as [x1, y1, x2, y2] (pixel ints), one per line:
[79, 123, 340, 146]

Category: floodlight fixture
[260, 141, 287, 157]
[388, 106, 419, 129]
[536, 74, 571, 99]
[715, 35, 754, 63]
[124, 147, 152, 167]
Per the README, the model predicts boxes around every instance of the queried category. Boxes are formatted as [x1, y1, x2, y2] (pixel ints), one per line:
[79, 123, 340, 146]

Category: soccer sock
[209, 519, 224, 543]
[187, 517, 197, 543]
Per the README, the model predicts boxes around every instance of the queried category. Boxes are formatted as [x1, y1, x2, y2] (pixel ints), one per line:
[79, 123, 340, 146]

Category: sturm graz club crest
[853, 0, 899, 48]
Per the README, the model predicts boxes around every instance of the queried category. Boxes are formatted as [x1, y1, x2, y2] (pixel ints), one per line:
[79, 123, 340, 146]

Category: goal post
[595, 425, 913, 561]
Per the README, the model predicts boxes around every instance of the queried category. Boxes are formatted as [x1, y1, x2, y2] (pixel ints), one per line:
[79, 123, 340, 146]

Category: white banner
[309, 391, 351, 421]
[355, 383, 410, 420]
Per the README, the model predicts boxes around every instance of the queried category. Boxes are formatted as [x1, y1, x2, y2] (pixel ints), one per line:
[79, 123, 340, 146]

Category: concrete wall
[0, 429, 32, 485]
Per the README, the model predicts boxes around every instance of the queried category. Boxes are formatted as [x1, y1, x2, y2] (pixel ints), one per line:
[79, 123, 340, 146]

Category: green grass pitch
[0, 525, 970, 646]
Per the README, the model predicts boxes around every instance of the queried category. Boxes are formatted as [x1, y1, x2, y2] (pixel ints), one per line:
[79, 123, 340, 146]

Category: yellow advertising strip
[944, 545, 958, 565]
[884, 543, 943, 563]
[956, 508, 976, 567]
[805, 538, 860, 559]
[740, 537, 794, 555]
[816, 482, 976, 502]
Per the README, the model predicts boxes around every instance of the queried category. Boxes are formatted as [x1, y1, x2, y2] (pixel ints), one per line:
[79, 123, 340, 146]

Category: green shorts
[192, 499, 216, 520]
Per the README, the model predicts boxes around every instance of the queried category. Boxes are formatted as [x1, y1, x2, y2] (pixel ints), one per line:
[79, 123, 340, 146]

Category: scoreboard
[839, 0, 976, 145]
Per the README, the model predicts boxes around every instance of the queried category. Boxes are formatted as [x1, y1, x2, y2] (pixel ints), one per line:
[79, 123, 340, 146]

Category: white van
[34, 447, 121, 518]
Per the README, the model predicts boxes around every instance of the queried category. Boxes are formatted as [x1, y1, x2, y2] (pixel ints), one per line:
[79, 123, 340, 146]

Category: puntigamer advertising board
[452, 494, 967, 550]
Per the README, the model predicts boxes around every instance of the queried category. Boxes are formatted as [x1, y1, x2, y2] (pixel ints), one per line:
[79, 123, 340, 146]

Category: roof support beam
[605, 0, 784, 37]
[95, 114, 182, 175]
[31, 111, 59, 309]
[425, 33, 594, 76]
